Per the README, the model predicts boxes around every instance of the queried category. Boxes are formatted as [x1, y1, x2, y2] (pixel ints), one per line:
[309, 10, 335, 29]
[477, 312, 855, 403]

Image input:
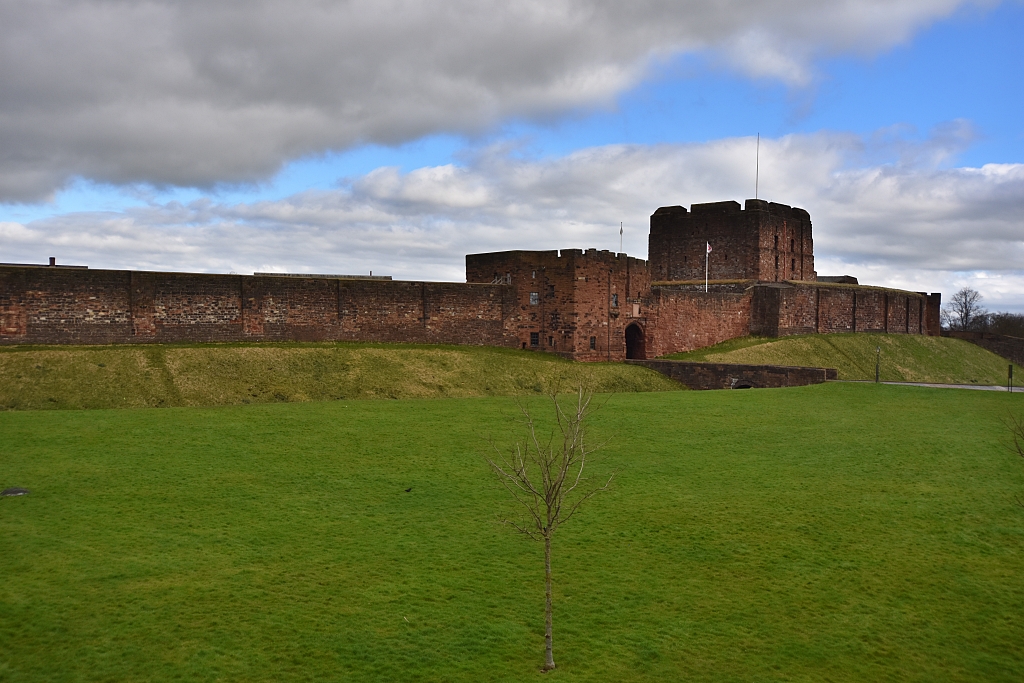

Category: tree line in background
[941, 287, 1024, 336]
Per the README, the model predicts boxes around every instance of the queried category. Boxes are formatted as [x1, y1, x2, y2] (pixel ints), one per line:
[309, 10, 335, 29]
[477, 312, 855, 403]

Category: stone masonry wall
[0, 267, 133, 343]
[644, 285, 752, 357]
[466, 249, 650, 361]
[0, 266, 519, 347]
[567, 250, 650, 362]
[628, 359, 837, 390]
[648, 202, 758, 282]
[648, 199, 815, 284]
[749, 200, 815, 283]
[751, 282, 935, 337]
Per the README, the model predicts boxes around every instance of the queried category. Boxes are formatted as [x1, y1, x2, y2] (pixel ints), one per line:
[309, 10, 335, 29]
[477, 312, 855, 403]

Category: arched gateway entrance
[625, 323, 646, 360]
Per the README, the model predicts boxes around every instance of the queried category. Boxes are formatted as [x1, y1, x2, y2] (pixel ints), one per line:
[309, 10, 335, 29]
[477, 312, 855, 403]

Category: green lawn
[0, 342, 679, 410]
[2, 384, 1024, 681]
[663, 333, 1022, 385]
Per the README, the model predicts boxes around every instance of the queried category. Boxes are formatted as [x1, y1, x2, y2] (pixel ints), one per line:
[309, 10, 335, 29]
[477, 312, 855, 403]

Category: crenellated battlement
[649, 199, 815, 283]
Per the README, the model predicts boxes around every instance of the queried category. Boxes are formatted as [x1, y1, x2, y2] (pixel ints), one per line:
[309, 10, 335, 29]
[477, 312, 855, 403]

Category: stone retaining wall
[627, 359, 837, 390]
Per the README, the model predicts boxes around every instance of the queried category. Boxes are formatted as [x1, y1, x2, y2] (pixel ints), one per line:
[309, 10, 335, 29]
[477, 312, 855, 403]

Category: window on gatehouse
[611, 293, 619, 307]
[530, 332, 539, 347]
[590, 336, 596, 350]
[530, 292, 540, 305]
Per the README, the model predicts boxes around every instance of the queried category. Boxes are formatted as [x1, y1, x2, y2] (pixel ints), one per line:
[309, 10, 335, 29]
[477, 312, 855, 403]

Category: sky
[1, 0, 1022, 311]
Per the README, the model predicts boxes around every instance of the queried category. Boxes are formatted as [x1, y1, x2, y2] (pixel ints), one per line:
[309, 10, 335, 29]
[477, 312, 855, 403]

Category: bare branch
[560, 471, 615, 527]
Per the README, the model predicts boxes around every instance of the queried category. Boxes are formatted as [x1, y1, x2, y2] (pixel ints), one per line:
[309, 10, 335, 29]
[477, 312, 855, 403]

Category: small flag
[620, 225, 623, 236]
[707, 242, 712, 254]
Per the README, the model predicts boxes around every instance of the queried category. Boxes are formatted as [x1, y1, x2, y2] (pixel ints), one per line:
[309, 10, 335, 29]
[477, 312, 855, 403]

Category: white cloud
[5, 128, 1024, 309]
[0, 0, 989, 201]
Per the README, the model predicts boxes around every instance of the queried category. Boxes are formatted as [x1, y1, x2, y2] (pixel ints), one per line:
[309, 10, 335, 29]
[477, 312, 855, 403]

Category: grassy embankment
[2, 383, 1024, 681]
[664, 332, 1022, 385]
[2, 334, 1020, 411]
[0, 342, 679, 410]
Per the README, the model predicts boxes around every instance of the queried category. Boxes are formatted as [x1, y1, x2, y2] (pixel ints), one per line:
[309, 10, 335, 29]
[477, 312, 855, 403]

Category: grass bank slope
[2, 384, 1023, 681]
[0, 342, 680, 410]
[664, 333, 1022, 384]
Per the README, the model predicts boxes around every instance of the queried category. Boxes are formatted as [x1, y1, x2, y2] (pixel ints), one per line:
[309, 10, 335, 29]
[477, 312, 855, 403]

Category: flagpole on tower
[620, 222, 623, 253]
[705, 242, 711, 293]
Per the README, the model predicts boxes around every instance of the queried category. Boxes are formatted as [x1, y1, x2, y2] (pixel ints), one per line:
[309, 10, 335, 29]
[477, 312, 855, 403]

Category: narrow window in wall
[791, 258, 796, 273]
[790, 238, 794, 251]
[774, 254, 779, 269]
[530, 332, 539, 347]
[548, 336, 554, 347]
[532, 270, 536, 279]
[530, 292, 540, 305]
[590, 336, 596, 350]
[611, 293, 619, 307]
[774, 234, 779, 249]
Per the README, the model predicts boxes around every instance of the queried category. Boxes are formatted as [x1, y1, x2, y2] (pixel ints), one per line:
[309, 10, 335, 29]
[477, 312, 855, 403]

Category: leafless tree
[485, 386, 614, 671]
[942, 286, 987, 331]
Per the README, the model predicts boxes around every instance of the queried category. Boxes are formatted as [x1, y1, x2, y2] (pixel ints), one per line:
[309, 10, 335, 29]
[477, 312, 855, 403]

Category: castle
[0, 199, 942, 357]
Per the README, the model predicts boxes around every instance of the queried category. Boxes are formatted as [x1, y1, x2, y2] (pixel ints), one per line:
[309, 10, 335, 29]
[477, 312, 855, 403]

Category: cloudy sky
[1, 0, 1022, 310]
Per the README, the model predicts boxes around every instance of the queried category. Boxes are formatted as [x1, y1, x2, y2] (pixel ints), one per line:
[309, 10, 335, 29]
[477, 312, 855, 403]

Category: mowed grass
[664, 333, 1022, 385]
[2, 384, 1024, 681]
[0, 342, 680, 410]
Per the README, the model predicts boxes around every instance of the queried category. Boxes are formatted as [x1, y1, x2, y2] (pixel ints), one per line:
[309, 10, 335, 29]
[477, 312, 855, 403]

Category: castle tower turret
[648, 199, 815, 282]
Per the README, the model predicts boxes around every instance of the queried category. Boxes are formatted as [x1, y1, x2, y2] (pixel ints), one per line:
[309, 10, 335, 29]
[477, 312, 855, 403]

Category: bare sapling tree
[485, 385, 613, 672]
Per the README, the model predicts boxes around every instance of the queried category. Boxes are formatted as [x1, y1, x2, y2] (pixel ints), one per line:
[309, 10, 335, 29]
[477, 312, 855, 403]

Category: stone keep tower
[648, 199, 816, 283]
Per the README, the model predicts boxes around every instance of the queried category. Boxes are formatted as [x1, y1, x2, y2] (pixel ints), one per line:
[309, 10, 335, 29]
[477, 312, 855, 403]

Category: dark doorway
[625, 324, 645, 360]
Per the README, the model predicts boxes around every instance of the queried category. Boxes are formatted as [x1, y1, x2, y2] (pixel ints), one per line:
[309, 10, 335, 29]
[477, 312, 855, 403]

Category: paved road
[834, 380, 1017, 392]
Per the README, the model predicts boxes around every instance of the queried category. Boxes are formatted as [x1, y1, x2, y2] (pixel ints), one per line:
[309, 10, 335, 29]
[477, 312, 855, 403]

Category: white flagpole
[755, 133, 760, 200]
[705, 242, 710, 292]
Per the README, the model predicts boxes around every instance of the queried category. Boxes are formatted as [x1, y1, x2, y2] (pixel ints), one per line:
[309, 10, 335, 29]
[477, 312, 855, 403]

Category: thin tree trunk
[544, 532, 555, 671]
